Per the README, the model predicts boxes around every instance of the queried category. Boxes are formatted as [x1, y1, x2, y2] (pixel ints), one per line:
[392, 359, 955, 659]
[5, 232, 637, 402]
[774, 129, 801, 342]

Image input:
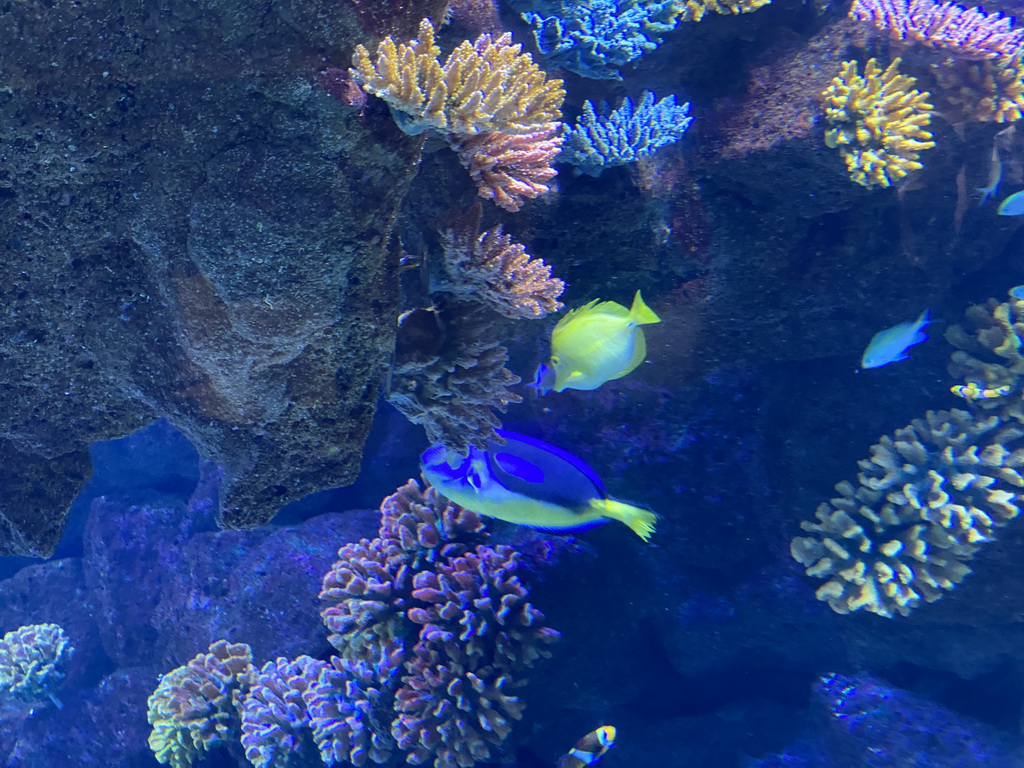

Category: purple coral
[850, 0, 1024, 59]
[240, 656, 322, 768]
[318, 479, 558, 768]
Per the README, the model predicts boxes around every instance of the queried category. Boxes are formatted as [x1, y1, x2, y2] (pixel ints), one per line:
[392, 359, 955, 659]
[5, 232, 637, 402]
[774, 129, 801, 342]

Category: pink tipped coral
[851, 0, 1024, 59]
[448, 123, 564, 212]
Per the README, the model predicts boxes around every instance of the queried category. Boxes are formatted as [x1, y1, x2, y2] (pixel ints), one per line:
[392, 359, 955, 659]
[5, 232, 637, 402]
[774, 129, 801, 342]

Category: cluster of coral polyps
[148, 481, 557, 768]
[791, 409, 1024, 618]
[932, 54, 1024, 122]
[947, 288, 1024, 415]
[669, 0, 772, 23]
[0, 623, 73, 717]
[822, 58, 935, 189]
[351, 19, 565, 212]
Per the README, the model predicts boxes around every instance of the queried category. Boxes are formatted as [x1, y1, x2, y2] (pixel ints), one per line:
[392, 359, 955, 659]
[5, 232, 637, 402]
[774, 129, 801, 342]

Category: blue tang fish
[421, 430, 657, 540]
[997, 190, 1024, 215]
[860, 309, 930, 370]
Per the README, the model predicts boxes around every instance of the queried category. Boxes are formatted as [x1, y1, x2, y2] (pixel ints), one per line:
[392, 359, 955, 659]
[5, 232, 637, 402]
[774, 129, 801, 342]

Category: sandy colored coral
[448, 122, 563, 211]
[822, 58, 935, 189]
[791, 409, 1024, 618]
[933, 54, 1024, 122]
[351, 18, 565, 136]
[669, 0, 771, 23]
[147, 640, 256, 768]
[440, 205, 564, 319]
[947, 288, 1024, 414]
[0, 623, 73, 707]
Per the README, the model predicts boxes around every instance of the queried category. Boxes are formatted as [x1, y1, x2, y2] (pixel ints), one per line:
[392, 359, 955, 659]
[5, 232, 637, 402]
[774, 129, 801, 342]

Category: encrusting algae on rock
[821, 58, 935, 189]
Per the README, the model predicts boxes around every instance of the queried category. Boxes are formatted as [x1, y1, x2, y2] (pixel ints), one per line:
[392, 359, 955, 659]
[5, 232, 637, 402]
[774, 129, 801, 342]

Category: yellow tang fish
[557, 726, 617, 768]
[539, 290, 661, 394]
[421, 431, 656, 541]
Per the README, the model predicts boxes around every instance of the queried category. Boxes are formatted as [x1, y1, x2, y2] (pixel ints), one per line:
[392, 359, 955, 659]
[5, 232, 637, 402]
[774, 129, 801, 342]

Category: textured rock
[0, 0, 448, 555]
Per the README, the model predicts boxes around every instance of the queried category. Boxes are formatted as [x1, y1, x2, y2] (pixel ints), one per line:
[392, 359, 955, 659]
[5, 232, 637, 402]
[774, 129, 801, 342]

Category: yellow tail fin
[629, 290, 661, 326]
[592, 498, 658, 541]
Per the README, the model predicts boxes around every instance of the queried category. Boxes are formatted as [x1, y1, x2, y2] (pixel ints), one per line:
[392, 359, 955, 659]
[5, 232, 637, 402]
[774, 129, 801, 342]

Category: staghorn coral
[821, 58, 935, 189]
[560, 90, 692, 177]
[932, 54, 1024, 122]
[386, 302, 522, 455]
[239, 656, 322, 768]
[448, 122, 564, 212]
[517, 0, 679, 80]
[947, 288, 1024, 415]
[439, 205, 565, 319]
[669, 0, 772, 23]
[350, 18, 565, 136]
[0, 623, 73, 713]
[147, 640, 256, 768]
[850, 0, 1024, 60]
[791, 409, 1024, 618]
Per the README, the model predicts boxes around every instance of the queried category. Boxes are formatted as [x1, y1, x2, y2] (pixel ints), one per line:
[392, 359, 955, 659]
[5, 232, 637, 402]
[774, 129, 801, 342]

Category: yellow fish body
[548, 290, 660, 393]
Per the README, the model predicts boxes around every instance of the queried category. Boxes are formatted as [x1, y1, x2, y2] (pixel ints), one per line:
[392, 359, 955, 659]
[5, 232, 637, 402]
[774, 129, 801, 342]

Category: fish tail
[629, 291, 661, 326]
[592, 498, 657, 541]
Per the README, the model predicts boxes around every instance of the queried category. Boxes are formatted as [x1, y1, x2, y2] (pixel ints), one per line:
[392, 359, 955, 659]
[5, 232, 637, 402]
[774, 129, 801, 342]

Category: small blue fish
[860, 309, 930, 370]
[979, 145, 1002, 206]
[997, 190, 1024, 215]
[1010, 285, 1024, 301]
[421, 430, 657, 540]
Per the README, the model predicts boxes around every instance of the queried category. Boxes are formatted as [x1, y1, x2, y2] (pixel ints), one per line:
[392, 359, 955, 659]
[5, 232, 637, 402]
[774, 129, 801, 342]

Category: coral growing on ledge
[350, 18, 565, 136]
[560, 90, 693, 177]
[791, 409, 1024, 618]
[821, 58, 935, 189]
[850, 0, 1024, 60]
[670, 0, 772, 23]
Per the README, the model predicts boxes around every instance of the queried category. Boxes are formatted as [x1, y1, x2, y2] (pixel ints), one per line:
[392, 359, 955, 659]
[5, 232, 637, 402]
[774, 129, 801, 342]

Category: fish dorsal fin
[489, 430, 602, 501]
[554, 299, 602, 334]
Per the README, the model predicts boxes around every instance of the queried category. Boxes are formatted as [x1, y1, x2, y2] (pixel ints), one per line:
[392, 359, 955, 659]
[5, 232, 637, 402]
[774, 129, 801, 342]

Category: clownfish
[557, 726, 617, 768]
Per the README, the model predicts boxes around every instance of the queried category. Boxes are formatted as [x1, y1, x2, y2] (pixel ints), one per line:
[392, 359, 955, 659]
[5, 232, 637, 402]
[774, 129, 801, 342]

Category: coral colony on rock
[15, 0, 1024, 766]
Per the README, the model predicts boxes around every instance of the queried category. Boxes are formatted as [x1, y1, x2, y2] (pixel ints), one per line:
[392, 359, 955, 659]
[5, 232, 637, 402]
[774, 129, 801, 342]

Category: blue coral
[518, 0, 679, 79]
[560, 90, 693, 176]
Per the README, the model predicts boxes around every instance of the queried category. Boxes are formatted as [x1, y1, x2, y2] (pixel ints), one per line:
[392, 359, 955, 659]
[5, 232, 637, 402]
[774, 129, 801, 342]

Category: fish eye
[551, 356, 560, 364]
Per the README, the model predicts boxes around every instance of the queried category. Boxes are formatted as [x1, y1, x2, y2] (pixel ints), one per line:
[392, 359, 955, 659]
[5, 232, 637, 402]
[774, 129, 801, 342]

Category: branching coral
[240, 656, 323, 768]
[0, 623, 73, 713]
[439, 205, 565, 319]
[147, 640, 256, 768]
[791, 409, 1024, 618]
[947, 288, 1024, 414]
[560, 90, 693, 177]
[448, 122, 564, 211]
[320, 479, 558, 767]
[517, 0, 679, 80]
[933, 54, 1024, 122]
[350, 18, 565, 136]
[669, 0, 772, 23]
[850, 0, 1024, 60]
[386, 303, 522, 455]
[822, 58, 935, 189]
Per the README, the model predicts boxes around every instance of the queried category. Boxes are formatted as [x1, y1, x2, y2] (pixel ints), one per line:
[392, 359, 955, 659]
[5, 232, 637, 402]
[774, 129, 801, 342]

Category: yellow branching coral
[351, 18, 565, 136]
[933, 54, 1024, 122]
[791, 409, 1024, 618]
[822, 58, 936, 189]
[947, 287, 1024, 413]
[669, 0, 772, 23]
